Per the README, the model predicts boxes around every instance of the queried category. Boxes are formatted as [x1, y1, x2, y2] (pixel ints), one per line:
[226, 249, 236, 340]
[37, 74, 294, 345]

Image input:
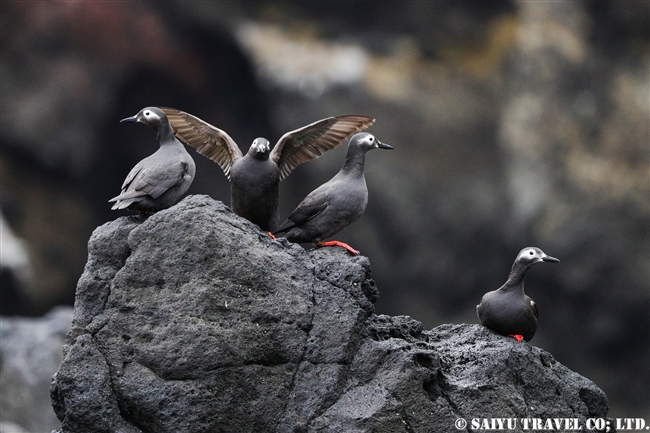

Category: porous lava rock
[51, 195, 609, 432]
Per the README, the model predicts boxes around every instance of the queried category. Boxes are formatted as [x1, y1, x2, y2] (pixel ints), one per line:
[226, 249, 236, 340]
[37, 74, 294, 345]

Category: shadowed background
[1, 1, 648, 431]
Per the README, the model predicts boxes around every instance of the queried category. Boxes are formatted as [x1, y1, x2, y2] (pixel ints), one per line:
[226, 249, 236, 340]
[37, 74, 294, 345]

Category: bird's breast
[232, 158, 279, 185]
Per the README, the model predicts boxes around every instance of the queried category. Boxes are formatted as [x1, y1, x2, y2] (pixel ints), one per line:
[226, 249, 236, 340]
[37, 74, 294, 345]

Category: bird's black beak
[120, 115, 138, 123]
[542, 255, 560, 263]
[377, 140, 393, 150]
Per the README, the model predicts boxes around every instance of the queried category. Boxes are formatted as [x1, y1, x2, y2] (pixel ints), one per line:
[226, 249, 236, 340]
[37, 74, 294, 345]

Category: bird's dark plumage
[109, 107, 196, 212]
[273, 132, 393, 255]
[161, 107, 374, 231]
[476, 247, 560, 342]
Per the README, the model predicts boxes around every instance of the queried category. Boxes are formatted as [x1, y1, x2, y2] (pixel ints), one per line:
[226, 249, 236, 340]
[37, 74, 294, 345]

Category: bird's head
[120, 107, 168, 129]
[515, 247, 560, 267]
[248, 138, 271, 159]
[349, 132, 393, 152]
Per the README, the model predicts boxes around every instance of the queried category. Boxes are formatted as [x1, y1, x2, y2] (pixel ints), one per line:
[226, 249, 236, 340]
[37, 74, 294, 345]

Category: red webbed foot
[509, 334, 525, 342]
[316, 240, 359, 255]
[268, 232, 276, 239]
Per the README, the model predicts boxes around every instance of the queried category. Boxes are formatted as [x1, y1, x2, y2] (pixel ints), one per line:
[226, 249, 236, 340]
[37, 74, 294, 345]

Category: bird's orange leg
[316, 240, 359, 255]
[509, 334, 525, 342]
[268, 232, 276, 239]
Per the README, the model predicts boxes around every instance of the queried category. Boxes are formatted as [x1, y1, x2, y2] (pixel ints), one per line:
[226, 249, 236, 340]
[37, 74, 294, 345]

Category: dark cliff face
[51, 195, 608, 433]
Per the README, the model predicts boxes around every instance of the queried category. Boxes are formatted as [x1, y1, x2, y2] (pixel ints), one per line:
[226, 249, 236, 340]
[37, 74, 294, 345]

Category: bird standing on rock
[273, 132, 393, 255]
[110, 107, 196, 213]
[476, 247, 560, 342]
[161, 107, 374, 232]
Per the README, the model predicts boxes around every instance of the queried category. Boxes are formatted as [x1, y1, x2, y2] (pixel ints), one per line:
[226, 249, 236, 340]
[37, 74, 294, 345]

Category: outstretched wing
[271, 115, 374, 181]
[161, 107, 243, 179]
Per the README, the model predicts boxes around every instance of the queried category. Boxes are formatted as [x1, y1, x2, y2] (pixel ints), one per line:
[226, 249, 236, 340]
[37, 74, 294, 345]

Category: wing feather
[161, 107, 243, 179]
[529, 298, 538, 319]
[110, 160, 189, 204]
[271, 115, 375, 181]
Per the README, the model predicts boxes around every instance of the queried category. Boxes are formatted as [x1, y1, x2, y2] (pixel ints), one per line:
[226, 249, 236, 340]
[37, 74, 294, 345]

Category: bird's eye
[369, 137, 374, 142]
[529, 251, 534, 255]
[144, 111, 151, 116]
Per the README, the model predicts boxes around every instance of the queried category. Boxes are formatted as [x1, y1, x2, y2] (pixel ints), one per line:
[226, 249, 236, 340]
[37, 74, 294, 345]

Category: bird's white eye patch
[144, 111, 151, 117]
[518, 248, 538, 261]
[369, 136, 374, 142]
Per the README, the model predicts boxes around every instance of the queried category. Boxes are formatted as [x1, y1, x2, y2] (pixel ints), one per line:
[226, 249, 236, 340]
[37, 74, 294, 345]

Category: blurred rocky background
[0, 1, 647, 431]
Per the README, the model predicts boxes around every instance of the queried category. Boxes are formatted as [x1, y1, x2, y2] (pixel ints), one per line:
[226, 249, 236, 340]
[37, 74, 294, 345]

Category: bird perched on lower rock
[161, 107, 374, 232]
[476, 247, 560, 342]
[273, 132, 393, 255]
[109, 107, 196, 212]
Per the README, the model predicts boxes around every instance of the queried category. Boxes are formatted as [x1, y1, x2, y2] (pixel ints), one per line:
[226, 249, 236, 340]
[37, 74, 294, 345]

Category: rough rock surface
[51, 195, 609, 432]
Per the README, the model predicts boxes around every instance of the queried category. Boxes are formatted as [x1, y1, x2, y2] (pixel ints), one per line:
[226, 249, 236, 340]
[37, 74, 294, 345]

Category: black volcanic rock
[51, 195, 609, 433]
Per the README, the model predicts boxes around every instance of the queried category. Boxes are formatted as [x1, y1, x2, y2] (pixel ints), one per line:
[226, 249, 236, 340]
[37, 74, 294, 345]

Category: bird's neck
[340, 147, 367, 176]
[502, 261, 530, 291]
[157, 124, 177, 144]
